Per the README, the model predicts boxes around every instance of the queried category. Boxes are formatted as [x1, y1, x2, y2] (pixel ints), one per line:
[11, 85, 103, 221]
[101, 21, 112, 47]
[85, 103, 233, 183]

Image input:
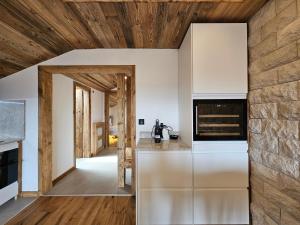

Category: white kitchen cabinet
[192, 23, 248, 95]
[194, 189, 249, 225]
[139, 189, 193, 225]
[193, 152, 248, 188]
[138, 152, 193, 188]
[137, 149, 193, 225]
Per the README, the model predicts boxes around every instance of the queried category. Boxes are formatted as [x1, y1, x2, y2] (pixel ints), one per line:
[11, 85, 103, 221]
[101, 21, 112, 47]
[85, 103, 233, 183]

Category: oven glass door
[193, 99, 247, 141]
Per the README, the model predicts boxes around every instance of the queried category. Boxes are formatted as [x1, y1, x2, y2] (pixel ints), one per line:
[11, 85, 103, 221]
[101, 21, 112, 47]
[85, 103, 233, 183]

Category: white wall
[91, 89, 104, 123]
[0, 71, 38, 191]
[0, 49, 178, 191]
[48, 49, 179, 135]
[52, 74, 74, 180]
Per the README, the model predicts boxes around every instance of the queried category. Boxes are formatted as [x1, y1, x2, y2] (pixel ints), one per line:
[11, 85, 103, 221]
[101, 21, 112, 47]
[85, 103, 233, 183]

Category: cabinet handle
[195, 105, 198, 135]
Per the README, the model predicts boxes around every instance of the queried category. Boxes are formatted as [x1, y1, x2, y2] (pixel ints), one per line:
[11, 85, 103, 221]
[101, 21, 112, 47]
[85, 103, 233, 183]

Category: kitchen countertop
[137, 138, 191, 151]
[0, 138, 21, 152]
[0, 138, 22, 146]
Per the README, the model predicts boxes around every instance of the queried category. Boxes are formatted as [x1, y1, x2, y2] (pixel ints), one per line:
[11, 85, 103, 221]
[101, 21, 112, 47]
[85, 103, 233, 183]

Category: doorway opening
[38, 65, 136, 196]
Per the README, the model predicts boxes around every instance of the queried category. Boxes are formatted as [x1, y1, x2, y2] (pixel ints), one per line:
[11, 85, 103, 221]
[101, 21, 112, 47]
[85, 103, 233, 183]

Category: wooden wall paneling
[117, 75, 126, 188]
[38, 68, 53, 194]
[130, 66, 136, 195]
[105, 92, 110, 148]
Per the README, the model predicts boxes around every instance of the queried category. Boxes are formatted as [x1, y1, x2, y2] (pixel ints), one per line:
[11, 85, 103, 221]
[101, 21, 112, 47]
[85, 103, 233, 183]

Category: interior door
[82, 89, 90, 157]
[75, 85, 91, 159]
[75, 87, 83, 158]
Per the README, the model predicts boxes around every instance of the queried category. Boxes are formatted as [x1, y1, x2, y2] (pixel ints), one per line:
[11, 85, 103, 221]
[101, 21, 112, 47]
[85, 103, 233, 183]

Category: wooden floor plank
[5, 196, 135, 225]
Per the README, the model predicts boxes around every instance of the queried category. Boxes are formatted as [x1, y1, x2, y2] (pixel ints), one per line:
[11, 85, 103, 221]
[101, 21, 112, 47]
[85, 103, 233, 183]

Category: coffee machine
[153, 119, 163, 143]
[152, 119, 175, 143]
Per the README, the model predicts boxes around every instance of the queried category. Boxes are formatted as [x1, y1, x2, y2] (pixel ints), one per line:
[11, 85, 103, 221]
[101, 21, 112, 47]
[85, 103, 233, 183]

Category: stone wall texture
[249, 0, 300, 224]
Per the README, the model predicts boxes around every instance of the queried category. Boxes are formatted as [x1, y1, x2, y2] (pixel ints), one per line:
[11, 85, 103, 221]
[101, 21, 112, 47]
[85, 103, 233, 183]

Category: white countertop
[0, 138, 21, 152]
[137, 138, 191, 152]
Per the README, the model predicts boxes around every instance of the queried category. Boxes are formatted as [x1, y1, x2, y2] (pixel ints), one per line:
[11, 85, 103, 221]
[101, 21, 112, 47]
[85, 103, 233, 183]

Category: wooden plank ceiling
[63, 73, 117, 92]
[62, 72, 119, 106]
[0, 0, 268, 78]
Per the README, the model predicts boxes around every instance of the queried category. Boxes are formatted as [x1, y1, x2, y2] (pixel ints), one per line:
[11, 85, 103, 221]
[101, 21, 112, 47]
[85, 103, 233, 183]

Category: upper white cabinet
[179, 23, 248, 97]
[192, 23, 248, 94]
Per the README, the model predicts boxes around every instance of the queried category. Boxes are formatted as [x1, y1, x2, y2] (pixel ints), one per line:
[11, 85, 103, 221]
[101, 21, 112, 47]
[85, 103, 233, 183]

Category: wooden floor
[5, 196, 135, 225]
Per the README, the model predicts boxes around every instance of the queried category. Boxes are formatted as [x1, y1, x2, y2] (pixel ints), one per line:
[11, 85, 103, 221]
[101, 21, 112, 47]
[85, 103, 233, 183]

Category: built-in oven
[0, 148, 18, 189]
[193, 99, 247, 141]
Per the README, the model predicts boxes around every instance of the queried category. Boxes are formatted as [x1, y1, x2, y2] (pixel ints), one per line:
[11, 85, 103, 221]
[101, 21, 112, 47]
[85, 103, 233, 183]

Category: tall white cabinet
[178, 23, 249, 225]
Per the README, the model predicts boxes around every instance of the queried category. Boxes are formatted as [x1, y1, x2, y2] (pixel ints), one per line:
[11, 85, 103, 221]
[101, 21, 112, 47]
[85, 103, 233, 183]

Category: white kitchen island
[136, 138, 249, 225]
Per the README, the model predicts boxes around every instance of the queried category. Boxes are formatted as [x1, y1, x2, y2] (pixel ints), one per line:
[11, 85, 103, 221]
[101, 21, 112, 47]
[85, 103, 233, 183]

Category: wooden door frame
[73, 82, 92, 164]
[38, 65, 136, 195]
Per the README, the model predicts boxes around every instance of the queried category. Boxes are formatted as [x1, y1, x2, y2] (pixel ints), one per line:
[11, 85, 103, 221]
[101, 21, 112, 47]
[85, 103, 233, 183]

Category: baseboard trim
[52, 167, 76, 185]
[19, 191, 40, 197]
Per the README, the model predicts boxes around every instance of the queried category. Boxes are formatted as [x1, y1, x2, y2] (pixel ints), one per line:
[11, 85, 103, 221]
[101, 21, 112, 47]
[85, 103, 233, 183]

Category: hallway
[46, 149, 132, 196]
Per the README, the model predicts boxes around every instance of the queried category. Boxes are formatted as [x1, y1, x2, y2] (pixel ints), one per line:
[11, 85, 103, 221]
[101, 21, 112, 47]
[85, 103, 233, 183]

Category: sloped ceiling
[0, 0, 268, 78]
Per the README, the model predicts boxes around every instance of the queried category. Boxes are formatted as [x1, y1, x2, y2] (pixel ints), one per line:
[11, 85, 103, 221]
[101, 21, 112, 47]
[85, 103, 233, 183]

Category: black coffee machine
[153, 119, 164, 143]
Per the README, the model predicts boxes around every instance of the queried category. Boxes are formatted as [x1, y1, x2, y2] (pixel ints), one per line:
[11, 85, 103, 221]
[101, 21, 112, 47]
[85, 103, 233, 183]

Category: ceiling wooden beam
[84, 74, 114, 90]
[64, 0, 244, 2]
[88, 73, 117, 89]
[40, 65, 133, 76]
[63, 73, 108, 92]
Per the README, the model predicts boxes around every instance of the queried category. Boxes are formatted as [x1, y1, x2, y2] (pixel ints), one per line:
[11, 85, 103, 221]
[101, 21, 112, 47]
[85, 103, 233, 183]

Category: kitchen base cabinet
[194, 189, 249, 224]
[138, 152, 193, 188]
[193, 152, 248, 188]
[138, 189, 193, 225]
[136, 139, 193, 225]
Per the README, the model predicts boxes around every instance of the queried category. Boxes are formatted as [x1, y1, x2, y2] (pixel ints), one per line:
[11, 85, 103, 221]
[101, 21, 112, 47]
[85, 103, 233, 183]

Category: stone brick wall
[248, 0, 300, 224]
